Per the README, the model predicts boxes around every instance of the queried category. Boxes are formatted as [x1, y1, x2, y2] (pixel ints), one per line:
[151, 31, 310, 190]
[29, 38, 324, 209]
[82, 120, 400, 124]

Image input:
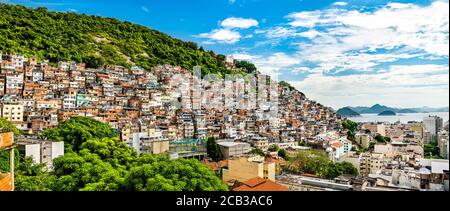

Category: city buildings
[218, 141, 251, 159]
[423, 116, 444, 137]
[1, 54, 342, 157]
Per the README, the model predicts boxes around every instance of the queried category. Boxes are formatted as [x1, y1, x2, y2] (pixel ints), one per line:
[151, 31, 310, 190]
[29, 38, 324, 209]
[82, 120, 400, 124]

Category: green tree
[286, 150, 330, 175]
[268, 144, 280, 152]
[16, 156, 46, 176]
[250, 148, 265, 157]
[235, 60, 257, 73]
[374, 134, 390, 143]
[0, 117, 22, 135]
[342, 120, 358, 141]
[123, 159, 228, 191]
[15, 117, 228, 191]
[321, 162, 358, 179]
[0, 149, 20, 173]
[40, 116, 118, 151]
[206, 137, 223, 162]
[342, 119, 358, 132]
[278, 149, 288, 160]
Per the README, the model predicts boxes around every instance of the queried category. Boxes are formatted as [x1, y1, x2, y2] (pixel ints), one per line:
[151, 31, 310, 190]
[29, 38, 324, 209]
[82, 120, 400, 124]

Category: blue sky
[4, 0, 449, 109]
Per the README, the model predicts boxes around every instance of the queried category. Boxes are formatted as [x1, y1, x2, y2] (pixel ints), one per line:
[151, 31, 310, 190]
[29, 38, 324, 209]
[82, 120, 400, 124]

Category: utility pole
[10, 146, 14, 191]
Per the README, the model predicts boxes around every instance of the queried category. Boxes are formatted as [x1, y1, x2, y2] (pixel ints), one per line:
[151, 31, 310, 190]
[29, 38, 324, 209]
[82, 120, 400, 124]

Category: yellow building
[410, 124, 424, 139]
[222, 157, 275, 185]
[355, 133, 371, 149]
[360, 153, 384, 176]
[363, 123, 386, 136]
[142, 140, 170, 155]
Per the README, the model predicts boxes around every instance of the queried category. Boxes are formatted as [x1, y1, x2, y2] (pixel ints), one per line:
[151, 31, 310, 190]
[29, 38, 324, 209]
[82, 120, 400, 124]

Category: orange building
[232, 177, 288, 191]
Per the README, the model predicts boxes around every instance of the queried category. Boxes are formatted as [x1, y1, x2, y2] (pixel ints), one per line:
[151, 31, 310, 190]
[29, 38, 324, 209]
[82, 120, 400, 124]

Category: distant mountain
[412, 107, 449, 113]
[397, 109, 417, 113]
[361, 104, 392, 114]
[378, 110, 396, 116]
[337, 107, 361, 117]
[343, 104, 449, 114]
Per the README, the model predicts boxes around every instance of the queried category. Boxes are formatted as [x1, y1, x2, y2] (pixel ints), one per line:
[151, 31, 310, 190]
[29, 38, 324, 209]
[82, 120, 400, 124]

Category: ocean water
[348, 112, 449, 124]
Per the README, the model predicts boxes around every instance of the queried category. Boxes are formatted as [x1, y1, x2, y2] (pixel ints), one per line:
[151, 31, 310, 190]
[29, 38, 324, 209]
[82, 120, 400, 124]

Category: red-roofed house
[232, 177, 289, 192]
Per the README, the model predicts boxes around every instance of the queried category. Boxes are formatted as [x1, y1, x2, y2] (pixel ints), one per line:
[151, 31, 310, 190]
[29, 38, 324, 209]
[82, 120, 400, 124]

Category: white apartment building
[1, 103, 24, 122]
[6, 74, 24, 89]
[423, 116, 444, 136]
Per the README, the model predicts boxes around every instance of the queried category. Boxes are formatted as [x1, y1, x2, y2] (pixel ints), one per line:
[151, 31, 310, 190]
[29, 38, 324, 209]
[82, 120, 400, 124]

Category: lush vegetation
[14, 117, 227, 191]
[285, 150, 358, 179]
[0, 149, 19, 173]
[235, 61, 257, 73]
[268, 144, 280, 152]
[39, 116, 118, 152]
[424, 137, 443, 159]
[0, 118, 21, 172]
[342, 119, 358, 142]
[0, 4, 250, 77]
[250, 148, 265, 157]
[374, 134, 391, 144]
[277, 149, 288, 160]
[206, 137, 223, 162]
[279, 81, 296, 91]
[0, 117, 22, 136]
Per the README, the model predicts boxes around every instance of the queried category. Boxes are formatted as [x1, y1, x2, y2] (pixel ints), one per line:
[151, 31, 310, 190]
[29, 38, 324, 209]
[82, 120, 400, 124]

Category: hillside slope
[0, 4, 245, 75]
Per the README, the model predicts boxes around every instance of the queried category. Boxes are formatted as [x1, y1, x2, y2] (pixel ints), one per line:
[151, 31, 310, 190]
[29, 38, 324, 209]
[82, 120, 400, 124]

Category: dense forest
[0, 4, 247, 76]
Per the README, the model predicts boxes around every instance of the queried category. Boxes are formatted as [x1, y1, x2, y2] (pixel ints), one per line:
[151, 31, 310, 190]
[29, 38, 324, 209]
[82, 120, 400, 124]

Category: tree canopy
[39, 116, 118, 152]
[285, 150, 358, 179]
[342, 119, 358, 142]
[206, 137, 223, 162]
[14, 117, 227, 191]
[268, 144, 280, 152]
[277, 149, 288, 160]
[0, 117, 22, 136]
[235, 61, 257, 73]
[374, 134, 391, 144]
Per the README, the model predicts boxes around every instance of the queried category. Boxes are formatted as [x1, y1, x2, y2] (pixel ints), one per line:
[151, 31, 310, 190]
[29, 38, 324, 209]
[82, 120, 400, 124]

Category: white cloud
[251, 53, 300, 78]
[141, 6, 150, 13]
[298, 29, 321, 39]
[332, 2, 348, 6]
[289, 64, 449, 108]
[287, 1, 449, 56]
[198, 17, 258, 44]
[198, 29, 241, 44]
[243, 1, 449, 108]
[265, 26, 299, 39]
[221, 17, 259, 29]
